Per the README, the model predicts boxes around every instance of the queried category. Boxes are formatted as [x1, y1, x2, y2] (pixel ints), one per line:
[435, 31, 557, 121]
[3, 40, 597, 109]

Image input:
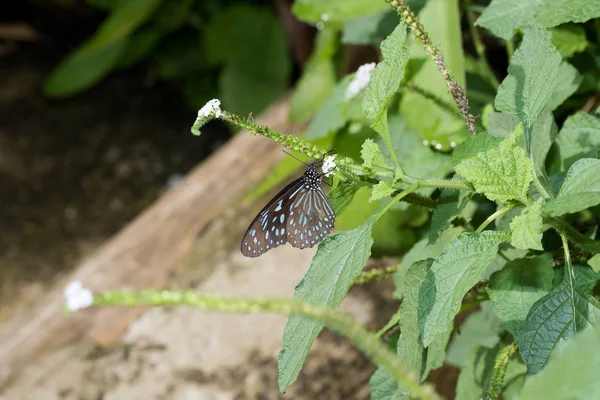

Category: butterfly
[241, 160, 335, 257]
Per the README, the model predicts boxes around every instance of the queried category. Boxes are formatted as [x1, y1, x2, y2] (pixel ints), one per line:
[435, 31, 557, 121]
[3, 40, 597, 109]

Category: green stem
[417, 178, 475, 191]
[354, 265, 399, 285]
[560, 232, 577, 336]
[476, 205, 514, 233]
[486, 343, 518, 400]
[546, 217, 600, 253]
[376, 308, 402, 338]
[377, 184, 420, 220]
[89, 290, 442, 400]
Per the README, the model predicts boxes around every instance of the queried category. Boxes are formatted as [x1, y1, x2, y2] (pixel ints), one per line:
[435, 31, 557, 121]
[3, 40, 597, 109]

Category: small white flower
[422, 140, 429, 146]
[316, 21, 325, 30]
[321, 13, 330, 22]
[197, 99, 222, 119]
[64, 281, 94, 312]
[322, 155, 337, 177]
[345, 63, 376, 99]
[450, 141, 457, 148]
[435, 143, 442, 150]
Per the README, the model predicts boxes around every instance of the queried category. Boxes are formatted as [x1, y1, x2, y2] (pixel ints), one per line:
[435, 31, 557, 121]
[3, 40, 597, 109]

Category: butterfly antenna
[282, 149, 309, 165]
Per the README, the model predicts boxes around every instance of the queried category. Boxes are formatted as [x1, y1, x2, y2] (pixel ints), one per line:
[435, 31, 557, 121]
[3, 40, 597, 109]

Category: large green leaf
[551, 112, 600, 172]
[396, 260, 451, 398]
[394, 228, 463, 299]
[543, 159, 600, 216]
[278, 216, 376, 391]
[550, 25, 589, 59]
[495, 25, 561, 131]
[446, 302, 503, 368]
[289, 27, 339, 123]
[292, 0, 387, 23]
[362, 22, 410, 161]
[455, 131, 533, 204]
[369, 367, 399, 400]
[455, 344, 501, 400]
[547, 61, 583, 110]
[517, 268, 600, 374]
[510, 200, 544, 250]
[45, 0, 162, 96]
[487, 254, 554, 337]
[476, 0, 600, 39]
[529, 109, 557, 192]
[520, 326, 600, 399]
[305, 77, 352, 140]
[428, 181, 472, 243]
[342, 9, 398, 45]
[418, 231, 509, 346]
[205, 5, 291, 115]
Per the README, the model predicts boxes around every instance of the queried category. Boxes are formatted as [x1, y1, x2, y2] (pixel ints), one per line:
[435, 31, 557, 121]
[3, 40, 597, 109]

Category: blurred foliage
[43, 0, 291, 116]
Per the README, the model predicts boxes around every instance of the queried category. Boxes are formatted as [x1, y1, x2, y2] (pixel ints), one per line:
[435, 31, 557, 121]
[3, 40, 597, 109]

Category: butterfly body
[241, 163, 335, 257]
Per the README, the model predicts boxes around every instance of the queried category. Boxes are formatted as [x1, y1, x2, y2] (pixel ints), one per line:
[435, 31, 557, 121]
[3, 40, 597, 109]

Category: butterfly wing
[286, 186, 335, 249]
[241, 178, 304, 257]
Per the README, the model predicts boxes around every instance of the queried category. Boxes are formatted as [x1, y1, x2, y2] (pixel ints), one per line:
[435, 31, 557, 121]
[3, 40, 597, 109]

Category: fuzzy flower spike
[322, 155, 337, 177]
[64, 281, 94, 312]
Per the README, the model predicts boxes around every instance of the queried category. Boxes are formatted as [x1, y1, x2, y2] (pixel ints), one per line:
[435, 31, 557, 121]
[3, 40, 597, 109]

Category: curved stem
[476, 205, 514, 233]
[88, 290, 442, 400]
[377, 184, 420, 220]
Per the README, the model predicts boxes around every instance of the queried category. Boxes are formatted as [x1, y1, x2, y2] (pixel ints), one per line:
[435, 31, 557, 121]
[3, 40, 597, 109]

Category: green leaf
[386, 116, 453, 192]
[456, 344, 501, 400]
[205, 5, 291, 115]
[487, 112, 520, 139]
[455, 132, 533, 203]
[588, 254, 600, 273]
[394, 228, 463, 299]
[529, 109, 557, 189]
[290, 27, 338, 123]
[45, 39, 128, 97]
[370, 181, 396, 202]
[362, 22, 410, 162]
[446, 302, 503, 368]
[510, 201, 544, 250]
[547, 61, 583, 111]
[305, 77, 351, 140]
[476, 0, 600, 40]
[428, 182, 472, 243]
[278, 216, 376, 391]
[551, 112, 600, 172]
[328, 180, 360, 216]
[487, 254, 554, 337]
[342, 9, 398, 45]
[520, 326, 600, 399]
[419, 231, 509, 346]
[395, 260, 451, 397]
[292, 0, 387, 23]
[369, 367, 399, 400]
[544, 159, 600, 216]
[495, 25, 561, 130]
[45, 0, 162, 96]
[361, 139, 387, 169]
[452, 131, 502, 165]
[551, 25, 589, 58]
[553, 264, 600, 294]
[517, 268, 600, 374]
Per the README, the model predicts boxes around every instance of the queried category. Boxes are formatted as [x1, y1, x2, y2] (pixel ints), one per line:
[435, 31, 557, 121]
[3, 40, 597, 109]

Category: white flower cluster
[322, 155, 337, 177]
[64, 281, 93, 312]
[345, 62, 376, 99]
[198, 99, 222, 119]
